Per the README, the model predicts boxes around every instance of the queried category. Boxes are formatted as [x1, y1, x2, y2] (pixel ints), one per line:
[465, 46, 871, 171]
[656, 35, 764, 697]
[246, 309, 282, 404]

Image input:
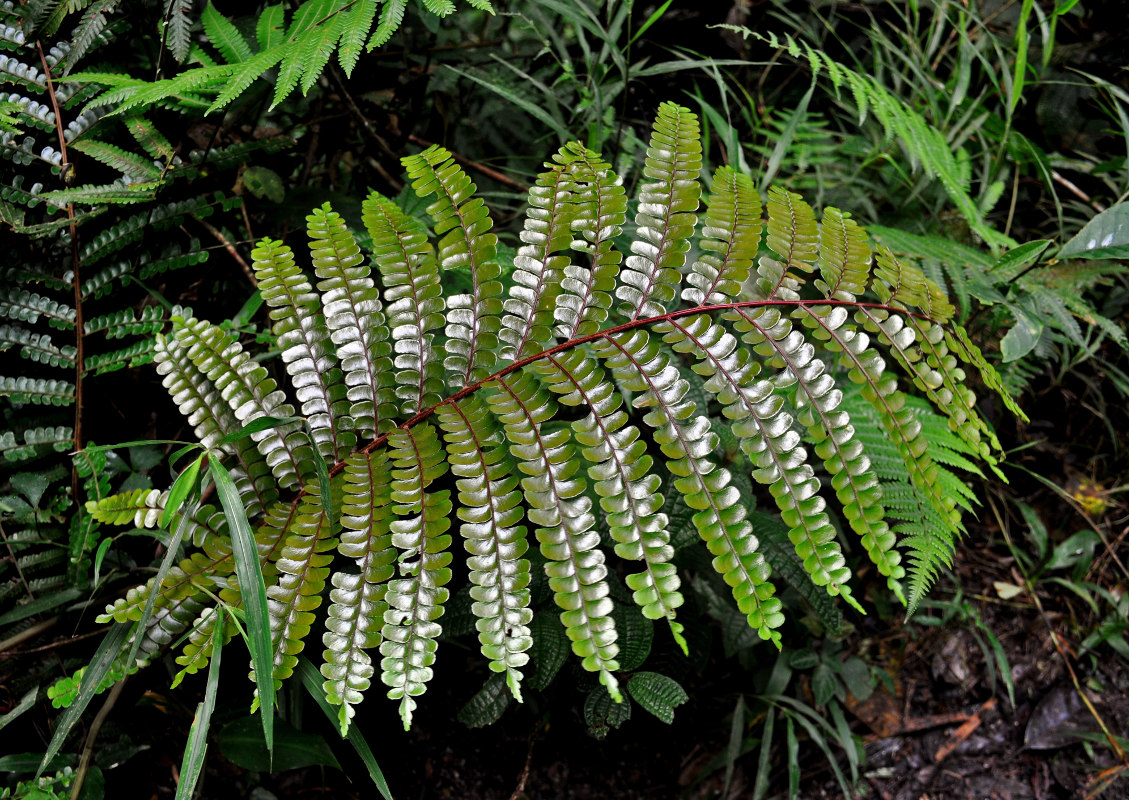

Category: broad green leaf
[1059, 202, 1129, 259]
[216, 716, 339, 772]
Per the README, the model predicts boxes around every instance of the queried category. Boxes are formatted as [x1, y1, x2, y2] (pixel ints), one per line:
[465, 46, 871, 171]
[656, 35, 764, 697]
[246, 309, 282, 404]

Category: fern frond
[0, 286, 75, 328]
[0, 324, 76, 366]
[361, 193, 442, 418]
[487, 370, 622, 699]
[200, 2, 252, 65]
[380, 422, 453, 730]
[367, 0, 405, 49]
[436, 396, 533, 698]
[403, 144, 502, 388]
[682, 166, 760, 306]
[163, 0, 195, 64]
[0, 376, 74, 406]
[337, 0, 375, 76]
[261, 479, 337, 690]
[154, 334, 277, 516]
[253, 236, 355, 461]
[617, 101, 702, 320]
[0, 426, 72, 463]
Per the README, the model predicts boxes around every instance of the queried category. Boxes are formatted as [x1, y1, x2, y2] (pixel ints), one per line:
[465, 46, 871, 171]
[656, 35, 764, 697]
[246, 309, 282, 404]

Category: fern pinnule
[555, 144, 625, 340]
[261, 480, 337, 690]
[381, 423, 453, 730]
[362, 192, 443, 418]
[500, 150, 577, 361]
[322, 450, 396, 735]
[487, 370, 622, 699]
[403, 145, 502, 388]
[436, 396, 534, 699]
[618, 101, 703, 321]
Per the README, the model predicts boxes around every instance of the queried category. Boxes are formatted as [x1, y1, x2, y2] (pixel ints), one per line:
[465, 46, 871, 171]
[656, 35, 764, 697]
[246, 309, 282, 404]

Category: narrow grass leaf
[174, 613, 224, 800]
[38, 622, 130, 775]
[210, 459, 274, 760]
[161, 453, 203, 529]
[295, 656, 393, 799]
[219, 415, 303, 446]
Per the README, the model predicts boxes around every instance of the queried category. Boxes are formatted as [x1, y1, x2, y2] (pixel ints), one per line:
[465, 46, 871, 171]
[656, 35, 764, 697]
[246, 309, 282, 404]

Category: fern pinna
[89, 102, 1018, 732]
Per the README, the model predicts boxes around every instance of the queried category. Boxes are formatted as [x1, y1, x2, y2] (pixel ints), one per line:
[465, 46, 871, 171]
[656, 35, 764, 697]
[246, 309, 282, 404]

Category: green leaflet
[253, 237, 355, 461]
[617, 101, 703, 320]
[322, 451, 396, 735]
[362, 193, 443, 417]
[499, 149, 578, 360]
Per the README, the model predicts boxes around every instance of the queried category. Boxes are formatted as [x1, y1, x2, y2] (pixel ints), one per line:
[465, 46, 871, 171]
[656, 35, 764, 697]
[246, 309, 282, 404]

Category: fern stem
[37, 41, 83, 476]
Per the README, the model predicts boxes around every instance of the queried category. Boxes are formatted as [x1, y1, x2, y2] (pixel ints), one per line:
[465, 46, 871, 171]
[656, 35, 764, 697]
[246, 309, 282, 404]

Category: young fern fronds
[403, 145, 502, 388]
[310, 201, 397, 438]
[322, 451, 396, 735]
[682, 166, 761, 306]
[436, 396, 534, 698]
[362, 192, 444, 417]
[381, 423, 453, 730]
[487, 370, 622, 699]
[618, 101, 703, 320]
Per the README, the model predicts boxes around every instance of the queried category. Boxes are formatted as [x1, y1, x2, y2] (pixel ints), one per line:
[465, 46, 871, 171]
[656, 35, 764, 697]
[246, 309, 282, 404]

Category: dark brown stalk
[37, 42, 83, 493]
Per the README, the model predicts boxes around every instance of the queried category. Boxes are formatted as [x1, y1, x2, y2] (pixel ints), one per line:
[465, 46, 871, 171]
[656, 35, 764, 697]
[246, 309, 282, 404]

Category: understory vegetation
[1, 1, 1127, 799]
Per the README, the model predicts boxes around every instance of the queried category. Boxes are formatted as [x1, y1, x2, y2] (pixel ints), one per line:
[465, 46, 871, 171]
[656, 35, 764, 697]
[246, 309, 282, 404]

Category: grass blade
[210, 458, 274, 760]
[174, 612, 224, 800]
[38, 622, 130, 775]
[295, 657, 393, 799]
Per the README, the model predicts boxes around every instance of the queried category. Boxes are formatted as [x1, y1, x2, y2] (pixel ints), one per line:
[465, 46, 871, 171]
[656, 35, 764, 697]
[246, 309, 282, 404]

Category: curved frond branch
[663, 311, 861, 609]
